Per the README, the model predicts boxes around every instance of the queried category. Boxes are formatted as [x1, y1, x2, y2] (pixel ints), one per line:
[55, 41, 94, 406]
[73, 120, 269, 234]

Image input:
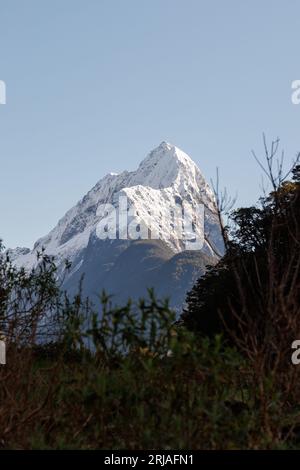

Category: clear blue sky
[1, 0, 300, 248]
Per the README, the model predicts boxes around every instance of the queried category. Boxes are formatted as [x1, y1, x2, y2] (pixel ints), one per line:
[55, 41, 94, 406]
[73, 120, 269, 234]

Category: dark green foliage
[0, 240, 294, 450]
[182, 166, 300, 343]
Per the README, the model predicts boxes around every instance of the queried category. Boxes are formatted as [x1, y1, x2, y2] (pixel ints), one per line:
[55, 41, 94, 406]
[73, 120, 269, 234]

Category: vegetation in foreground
[0, 140, 300, 449]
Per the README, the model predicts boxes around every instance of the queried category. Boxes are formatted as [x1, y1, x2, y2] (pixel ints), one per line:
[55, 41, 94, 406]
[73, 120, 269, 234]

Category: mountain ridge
[8, 142, 223, 311]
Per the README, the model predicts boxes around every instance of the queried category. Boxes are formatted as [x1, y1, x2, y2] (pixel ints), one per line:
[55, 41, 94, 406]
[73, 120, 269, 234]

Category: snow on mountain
[10, 142, 223, 283]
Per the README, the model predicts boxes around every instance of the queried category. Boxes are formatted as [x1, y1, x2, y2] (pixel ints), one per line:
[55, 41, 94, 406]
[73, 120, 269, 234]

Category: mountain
[9, 142, 224, 312]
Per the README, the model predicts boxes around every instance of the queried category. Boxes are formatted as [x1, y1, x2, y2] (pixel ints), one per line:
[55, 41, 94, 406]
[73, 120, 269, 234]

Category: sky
[1, 0, 300, 249]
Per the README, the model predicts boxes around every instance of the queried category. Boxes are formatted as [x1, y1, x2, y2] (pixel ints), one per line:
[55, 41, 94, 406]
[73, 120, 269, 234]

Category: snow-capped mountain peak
[128, 141, 200, 189]
[10, 142, 223, 277]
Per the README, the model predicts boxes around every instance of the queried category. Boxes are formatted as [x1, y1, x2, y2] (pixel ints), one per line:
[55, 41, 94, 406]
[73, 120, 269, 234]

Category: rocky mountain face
[9, 142, 224, 312]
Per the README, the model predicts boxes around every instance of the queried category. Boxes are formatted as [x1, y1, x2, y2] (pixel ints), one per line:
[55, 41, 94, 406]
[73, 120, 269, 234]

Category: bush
[0, 248, 283, 449]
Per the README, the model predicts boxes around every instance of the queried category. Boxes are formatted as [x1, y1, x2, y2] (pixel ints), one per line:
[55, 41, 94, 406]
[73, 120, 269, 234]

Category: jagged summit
[98, 141, 199, 193]
[132, 141, 194, 190]
[149, 140, 194, 165]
